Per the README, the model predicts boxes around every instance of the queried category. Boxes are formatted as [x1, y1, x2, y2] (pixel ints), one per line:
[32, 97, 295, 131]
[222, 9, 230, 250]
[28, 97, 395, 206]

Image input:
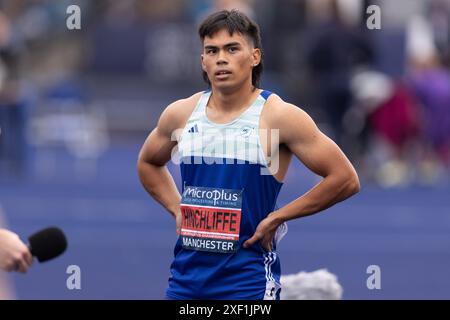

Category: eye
[228, 47, 238, 53]
[206, 48, 216, 54]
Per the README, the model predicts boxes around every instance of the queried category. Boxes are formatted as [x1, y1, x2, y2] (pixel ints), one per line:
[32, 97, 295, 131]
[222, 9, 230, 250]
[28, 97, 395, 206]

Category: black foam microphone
[28, 227, 68, 262]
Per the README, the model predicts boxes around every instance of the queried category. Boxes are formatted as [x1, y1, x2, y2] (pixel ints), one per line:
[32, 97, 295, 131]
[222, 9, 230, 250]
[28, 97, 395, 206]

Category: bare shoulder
[157, 91, 203, 135]
[262, 93, 318, 144]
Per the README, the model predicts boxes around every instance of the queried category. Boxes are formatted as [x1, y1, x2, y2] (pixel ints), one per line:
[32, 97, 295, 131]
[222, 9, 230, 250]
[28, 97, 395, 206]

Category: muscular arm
[273, 104, 360, 223]
[244, 99, 360, 250]
[137, 127, 181, 219]
[137, 93, 200, 233]
[137, 100, 189, 221]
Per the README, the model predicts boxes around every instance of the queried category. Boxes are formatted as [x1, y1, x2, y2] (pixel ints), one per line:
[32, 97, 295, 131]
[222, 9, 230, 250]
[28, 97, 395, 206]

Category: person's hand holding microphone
[0, 228, 32, 273]
[0, 227, 67, 273]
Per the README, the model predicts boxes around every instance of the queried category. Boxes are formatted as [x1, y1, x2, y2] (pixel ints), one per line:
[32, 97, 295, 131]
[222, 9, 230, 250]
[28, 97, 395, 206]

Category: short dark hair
[198, 9, 263, 88]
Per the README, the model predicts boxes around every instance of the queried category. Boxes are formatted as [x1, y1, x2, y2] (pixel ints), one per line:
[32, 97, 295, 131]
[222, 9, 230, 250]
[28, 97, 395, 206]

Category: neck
[210, 82, 259, 112]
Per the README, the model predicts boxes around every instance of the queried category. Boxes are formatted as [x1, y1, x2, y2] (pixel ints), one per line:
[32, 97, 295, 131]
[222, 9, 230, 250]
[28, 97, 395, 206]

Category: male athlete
[137, 10, 360, 300]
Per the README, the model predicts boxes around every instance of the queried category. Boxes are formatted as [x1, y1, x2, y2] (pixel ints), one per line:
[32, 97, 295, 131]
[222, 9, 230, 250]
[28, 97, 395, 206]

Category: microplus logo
[183, 187, 239, 206]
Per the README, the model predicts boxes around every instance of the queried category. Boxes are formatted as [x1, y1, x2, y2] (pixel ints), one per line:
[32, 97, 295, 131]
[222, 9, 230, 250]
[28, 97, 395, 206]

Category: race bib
[180, 186, 242, 253]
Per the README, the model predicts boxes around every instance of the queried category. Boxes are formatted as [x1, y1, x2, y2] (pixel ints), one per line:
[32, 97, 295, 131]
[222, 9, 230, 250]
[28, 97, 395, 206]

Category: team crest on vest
[239, 125, 254, 137]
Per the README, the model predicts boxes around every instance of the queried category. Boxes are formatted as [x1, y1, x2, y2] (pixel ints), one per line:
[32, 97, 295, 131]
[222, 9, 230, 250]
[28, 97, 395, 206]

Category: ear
[201, 54, 207, 72]
[252, 48, 261, 67]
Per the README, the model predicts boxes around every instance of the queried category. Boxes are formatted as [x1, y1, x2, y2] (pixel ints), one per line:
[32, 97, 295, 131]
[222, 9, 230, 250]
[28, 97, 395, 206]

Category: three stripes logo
[188, 124, 199, 133]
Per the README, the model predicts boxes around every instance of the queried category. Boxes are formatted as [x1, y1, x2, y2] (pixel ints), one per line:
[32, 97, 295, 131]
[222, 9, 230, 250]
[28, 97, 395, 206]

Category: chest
[179, 119, 264, 163]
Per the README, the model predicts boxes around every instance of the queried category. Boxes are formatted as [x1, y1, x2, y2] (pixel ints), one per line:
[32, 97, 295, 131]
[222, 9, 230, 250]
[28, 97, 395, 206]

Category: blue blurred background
[0, 0, 449, 299]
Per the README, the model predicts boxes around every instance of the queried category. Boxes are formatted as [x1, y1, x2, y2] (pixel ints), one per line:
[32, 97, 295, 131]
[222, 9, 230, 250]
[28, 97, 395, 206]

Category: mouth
[214, 70, 232, 79]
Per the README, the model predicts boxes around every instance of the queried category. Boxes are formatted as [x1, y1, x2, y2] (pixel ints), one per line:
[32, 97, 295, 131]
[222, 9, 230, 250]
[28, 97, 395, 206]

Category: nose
[216, 49, 228, 65]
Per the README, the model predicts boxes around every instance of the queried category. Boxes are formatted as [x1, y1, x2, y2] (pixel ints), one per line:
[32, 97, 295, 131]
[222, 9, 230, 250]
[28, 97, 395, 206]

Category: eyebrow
[204, 42, 242, 50]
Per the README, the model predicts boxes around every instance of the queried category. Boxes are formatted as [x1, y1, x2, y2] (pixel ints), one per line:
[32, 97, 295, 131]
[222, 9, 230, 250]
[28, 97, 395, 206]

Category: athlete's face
[201, 29, 261, 90]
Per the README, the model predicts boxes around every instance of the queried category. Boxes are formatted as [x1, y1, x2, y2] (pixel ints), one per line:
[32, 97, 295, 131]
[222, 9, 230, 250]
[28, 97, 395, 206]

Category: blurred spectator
[369, 84, 420, 155]
[406, 13, 450, 183]
[349, 68, 422, 186]
[0, 10, 27, 176]
[409, 58, 450, 179]
[429, 0, 450, 68]
[369, 82, 421, 186]
[306, 0, 373, 150]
